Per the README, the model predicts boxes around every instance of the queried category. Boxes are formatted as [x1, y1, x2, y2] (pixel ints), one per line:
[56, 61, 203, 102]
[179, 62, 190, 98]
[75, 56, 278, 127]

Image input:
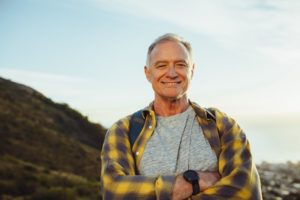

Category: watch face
[183, 170, 199, 182]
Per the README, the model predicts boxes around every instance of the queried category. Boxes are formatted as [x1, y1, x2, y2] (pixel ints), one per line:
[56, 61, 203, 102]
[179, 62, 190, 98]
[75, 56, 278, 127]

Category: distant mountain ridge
[0, 77, 105, 199]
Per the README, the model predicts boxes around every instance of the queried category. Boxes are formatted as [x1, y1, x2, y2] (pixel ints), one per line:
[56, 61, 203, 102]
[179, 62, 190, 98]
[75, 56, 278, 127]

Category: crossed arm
[171, 171, 220, 200]
[101, 111, 262, 200]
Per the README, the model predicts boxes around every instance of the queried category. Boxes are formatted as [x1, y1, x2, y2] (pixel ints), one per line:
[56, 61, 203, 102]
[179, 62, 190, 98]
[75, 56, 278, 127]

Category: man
[101, 33, 262, 200]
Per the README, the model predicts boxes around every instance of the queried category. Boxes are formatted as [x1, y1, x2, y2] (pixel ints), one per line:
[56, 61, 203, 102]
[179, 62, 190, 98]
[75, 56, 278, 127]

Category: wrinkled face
[144, 41, 194, 101]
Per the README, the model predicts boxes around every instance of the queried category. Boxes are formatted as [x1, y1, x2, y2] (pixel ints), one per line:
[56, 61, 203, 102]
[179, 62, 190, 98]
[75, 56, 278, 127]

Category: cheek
[178, 71, 191, 81]
[152, 71, 165, 81]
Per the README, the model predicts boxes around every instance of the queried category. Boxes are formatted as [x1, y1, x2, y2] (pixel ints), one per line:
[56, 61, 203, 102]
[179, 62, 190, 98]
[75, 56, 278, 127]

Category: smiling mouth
[161, 81, 181, 86]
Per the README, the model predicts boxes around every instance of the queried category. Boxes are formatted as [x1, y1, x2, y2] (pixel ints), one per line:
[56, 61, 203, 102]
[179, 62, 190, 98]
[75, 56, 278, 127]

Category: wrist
[197, 171, 221, 191]
[172, 175, 193, 200]
[183, 170, 200, 195]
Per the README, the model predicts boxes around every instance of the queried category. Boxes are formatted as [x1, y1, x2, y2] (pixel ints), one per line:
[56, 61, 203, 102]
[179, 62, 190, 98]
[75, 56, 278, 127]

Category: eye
[156, 65, 167, 69]
[176, 63, 187, 68]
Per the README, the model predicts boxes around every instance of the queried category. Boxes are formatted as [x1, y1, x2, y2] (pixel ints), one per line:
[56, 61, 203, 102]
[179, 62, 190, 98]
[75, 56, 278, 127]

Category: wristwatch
[183, 170, 200, 195]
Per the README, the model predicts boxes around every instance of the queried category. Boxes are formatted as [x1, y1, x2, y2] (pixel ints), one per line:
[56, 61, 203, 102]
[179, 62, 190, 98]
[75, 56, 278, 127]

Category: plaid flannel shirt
[101, 101, 262, 200]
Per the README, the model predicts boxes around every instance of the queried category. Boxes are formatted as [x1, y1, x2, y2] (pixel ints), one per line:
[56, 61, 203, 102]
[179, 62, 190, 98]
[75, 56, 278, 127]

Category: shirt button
[136, 151, 139, 156]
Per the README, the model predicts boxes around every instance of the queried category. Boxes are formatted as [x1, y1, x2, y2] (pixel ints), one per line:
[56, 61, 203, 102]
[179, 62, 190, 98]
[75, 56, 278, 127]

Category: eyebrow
[154, 61, 168, 66]
[175, 60, 188, 64]
[154, 60, 188, 66]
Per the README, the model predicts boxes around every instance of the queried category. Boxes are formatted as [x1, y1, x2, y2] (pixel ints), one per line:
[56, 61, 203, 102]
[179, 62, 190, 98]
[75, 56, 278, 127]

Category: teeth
[164, 82, 178, 86]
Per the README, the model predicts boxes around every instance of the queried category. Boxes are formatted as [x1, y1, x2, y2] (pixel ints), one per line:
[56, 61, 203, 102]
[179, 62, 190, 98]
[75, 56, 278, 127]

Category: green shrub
[31, 187, 76, 200]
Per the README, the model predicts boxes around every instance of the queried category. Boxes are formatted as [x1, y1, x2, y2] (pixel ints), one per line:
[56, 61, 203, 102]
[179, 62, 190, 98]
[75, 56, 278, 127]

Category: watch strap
[192, 180, 200, 195]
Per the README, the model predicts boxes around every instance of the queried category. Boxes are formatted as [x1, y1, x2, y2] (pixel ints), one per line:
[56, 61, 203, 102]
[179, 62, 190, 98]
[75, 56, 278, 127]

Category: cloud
[93, 0, 300, 66]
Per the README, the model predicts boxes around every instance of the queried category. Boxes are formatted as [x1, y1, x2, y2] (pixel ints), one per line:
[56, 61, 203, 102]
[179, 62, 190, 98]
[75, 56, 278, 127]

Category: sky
[0, 0, 300, 163]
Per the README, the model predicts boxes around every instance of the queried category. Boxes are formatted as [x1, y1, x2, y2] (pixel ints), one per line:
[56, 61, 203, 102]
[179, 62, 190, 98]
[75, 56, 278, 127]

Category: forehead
[149, 41, 190, 64]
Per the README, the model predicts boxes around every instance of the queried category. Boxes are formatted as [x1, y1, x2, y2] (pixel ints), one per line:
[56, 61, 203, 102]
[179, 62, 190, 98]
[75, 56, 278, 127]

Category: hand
[171, 174, 192, 200]
[171, 171, 221, 200]
[197, 171, 220, 191]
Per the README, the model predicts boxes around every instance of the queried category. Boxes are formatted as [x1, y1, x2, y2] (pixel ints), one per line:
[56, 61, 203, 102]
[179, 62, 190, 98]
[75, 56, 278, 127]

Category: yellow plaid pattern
[101, 101, 262, 200]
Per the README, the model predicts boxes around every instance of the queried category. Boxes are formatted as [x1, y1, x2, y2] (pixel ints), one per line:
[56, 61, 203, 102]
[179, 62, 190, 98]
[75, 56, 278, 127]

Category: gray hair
[146, 33, 193, 67]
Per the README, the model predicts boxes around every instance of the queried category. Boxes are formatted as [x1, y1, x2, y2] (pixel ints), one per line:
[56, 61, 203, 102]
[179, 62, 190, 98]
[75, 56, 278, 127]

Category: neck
[153, 96, 189, 116]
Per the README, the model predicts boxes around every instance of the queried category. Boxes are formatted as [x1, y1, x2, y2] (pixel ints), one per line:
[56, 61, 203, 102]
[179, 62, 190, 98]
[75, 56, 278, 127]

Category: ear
[191, 63, 195, 78]
[144, 66, 151, 82]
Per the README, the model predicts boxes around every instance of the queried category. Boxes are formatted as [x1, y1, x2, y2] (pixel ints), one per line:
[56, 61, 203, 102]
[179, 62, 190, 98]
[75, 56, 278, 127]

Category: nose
[166, 66, 177, 78]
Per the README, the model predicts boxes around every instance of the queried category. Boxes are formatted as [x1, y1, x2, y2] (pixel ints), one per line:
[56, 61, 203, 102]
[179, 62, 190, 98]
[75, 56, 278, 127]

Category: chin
[162, 94, 183, 101]
[155, 90, 185, 100]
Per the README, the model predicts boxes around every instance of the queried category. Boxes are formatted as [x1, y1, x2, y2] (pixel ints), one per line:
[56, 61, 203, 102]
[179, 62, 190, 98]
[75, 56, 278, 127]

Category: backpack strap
[205, 108, 217, 122]
[129, 110, 145, 147]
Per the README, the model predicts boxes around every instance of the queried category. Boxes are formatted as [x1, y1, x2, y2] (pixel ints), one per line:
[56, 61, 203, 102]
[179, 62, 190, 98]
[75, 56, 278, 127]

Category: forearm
[171, 171, 221, 200]
[189, 164, 260, 200]
[101, 171, 175, 200]
[171, 174, 193, 200]
[195, 142, 261, 199]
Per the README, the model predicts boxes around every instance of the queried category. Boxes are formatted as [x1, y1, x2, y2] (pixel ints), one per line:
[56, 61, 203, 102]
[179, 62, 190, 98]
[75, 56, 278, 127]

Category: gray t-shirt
[139, 106, 218, 176]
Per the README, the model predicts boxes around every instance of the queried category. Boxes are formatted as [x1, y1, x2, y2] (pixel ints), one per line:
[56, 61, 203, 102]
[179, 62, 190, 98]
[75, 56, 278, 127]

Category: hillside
[0, 77, 106, 199]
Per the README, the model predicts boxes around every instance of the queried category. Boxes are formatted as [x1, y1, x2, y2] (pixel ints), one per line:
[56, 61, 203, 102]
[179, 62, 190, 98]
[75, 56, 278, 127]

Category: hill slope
[0, 77, 106, 199]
